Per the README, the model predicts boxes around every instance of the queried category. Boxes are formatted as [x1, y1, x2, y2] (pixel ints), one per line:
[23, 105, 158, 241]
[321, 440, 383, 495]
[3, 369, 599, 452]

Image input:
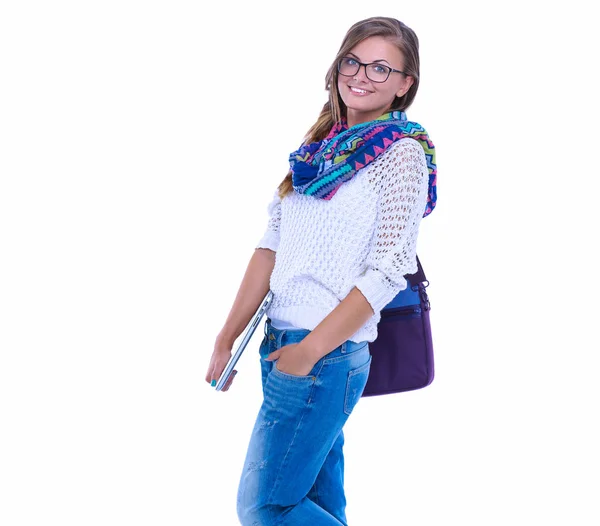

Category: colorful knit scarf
[289, 111, 437, 217]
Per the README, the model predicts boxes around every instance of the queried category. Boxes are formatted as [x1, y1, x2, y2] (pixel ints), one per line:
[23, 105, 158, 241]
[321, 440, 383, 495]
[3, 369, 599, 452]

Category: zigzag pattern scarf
[290, 111, 437, 217]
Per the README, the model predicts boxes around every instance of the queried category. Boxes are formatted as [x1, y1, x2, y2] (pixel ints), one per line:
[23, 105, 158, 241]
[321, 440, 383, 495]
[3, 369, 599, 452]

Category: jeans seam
[323, 343, 369, 365]
[266, 399, 312, 507]
[343, 355, 372, 415]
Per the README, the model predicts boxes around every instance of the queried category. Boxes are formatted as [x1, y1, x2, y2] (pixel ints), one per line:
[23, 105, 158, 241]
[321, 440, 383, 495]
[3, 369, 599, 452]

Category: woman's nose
[353, 64, 368, 81]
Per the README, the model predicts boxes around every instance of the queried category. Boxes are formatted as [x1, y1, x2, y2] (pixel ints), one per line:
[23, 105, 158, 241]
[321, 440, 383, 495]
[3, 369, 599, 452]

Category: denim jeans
[236, 319, 372, 525]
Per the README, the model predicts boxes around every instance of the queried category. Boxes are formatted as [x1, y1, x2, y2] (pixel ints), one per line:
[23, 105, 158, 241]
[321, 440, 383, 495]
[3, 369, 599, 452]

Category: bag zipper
[380, 305, 422, 319]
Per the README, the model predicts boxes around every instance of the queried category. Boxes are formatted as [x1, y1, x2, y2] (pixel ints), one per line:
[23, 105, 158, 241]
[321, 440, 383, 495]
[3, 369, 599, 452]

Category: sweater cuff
[354, 269, 408, 314]
[256, 230, 279, 252]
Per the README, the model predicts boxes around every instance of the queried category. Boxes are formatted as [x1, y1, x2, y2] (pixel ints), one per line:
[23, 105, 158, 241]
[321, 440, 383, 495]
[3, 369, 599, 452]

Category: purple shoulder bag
[362, 256, 434, 397]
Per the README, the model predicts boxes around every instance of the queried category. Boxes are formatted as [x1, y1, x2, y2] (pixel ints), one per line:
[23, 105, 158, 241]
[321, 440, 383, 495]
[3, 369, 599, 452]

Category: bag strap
[404, 255, 427, 287]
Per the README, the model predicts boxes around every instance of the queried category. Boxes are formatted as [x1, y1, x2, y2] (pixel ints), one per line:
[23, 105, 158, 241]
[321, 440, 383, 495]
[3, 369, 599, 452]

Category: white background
[1, 1, 599, 524]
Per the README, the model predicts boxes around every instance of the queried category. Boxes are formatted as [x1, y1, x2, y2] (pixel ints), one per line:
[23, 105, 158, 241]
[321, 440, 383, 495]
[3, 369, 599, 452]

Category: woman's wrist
[216, 328, 236, 349]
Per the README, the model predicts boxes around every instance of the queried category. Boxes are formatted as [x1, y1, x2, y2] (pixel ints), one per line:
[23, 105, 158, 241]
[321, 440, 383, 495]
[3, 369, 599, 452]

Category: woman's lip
[349, 86, 371, 95]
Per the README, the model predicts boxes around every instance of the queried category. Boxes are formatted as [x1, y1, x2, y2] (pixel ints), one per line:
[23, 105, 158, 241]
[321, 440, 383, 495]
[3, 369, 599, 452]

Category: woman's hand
[205, 336, 237, 391]
[265, 343, 316, 377]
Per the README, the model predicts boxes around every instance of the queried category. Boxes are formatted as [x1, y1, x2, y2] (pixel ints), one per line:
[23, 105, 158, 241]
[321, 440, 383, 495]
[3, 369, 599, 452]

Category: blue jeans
[236, 319, 372, 525]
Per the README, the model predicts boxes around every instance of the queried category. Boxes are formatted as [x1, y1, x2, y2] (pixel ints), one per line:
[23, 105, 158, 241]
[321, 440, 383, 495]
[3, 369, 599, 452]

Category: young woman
[205, 16, 437, 525]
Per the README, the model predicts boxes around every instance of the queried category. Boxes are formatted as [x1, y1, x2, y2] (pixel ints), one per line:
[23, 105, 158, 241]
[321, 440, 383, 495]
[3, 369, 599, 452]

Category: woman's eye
[344, 58, 357, 66]
[372, 65, 387, 74]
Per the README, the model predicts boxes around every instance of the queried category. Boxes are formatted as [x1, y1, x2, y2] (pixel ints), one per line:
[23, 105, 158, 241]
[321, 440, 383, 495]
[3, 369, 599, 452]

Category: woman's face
[337, 36, 414, 127]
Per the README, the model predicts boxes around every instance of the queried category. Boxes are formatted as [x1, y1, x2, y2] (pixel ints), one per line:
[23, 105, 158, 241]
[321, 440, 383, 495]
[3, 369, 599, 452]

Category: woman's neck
[345, 108, 389, 128]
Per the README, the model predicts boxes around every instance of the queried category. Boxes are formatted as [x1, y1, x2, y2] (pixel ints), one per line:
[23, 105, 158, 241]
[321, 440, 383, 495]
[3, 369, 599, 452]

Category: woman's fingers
[264, 348, 282, 361]
[205, 356, 220, 385]
[205, 351, 231, 386]
[205, 364, 214, 384]
[205, 360, 216, 384]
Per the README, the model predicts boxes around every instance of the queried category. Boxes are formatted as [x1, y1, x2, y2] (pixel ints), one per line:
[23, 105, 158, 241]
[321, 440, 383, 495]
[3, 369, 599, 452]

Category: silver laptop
[215, 290, 274, 391]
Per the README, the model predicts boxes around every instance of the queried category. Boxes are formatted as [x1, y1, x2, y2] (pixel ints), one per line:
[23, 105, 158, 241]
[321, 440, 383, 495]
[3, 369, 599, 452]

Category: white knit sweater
[256, 137, 429, 343]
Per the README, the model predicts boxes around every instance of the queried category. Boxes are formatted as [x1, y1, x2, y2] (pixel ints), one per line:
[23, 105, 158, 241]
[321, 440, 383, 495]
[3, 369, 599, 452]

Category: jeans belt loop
[277, 329, 286, 348]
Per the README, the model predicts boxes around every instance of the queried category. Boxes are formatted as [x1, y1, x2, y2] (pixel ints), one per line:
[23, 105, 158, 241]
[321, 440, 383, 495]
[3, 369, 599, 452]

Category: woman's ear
[396, 75, 414, 97]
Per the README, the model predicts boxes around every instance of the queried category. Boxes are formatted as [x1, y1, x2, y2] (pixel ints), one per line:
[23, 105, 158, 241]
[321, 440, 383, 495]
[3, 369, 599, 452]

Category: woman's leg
[259, 332, 349, 524]
[237, 322, 371, 525]
[306, 429, 347, 524]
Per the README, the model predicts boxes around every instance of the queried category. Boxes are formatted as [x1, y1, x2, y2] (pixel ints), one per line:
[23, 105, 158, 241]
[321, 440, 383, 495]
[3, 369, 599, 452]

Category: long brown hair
[277, 17, 420, 199]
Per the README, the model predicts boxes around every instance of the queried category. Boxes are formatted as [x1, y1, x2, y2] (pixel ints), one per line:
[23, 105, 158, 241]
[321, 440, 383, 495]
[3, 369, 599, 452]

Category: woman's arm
[205, 248, 275, 388]
[296, 286, 375, 361]
[216, 247, 275, 348]
[294, 139, 429, 364]
[206, 189, 282, 387]
[218, 188, 282, 345]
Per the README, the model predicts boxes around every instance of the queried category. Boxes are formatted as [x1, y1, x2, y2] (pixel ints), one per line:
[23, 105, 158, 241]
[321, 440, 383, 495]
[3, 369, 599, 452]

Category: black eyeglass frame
[337, 57, 407, 83]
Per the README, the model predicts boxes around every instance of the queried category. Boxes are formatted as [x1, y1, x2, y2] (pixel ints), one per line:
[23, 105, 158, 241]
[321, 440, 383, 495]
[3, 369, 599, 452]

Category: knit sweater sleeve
[255, 189, 282, 252]
[354, 139, 429, 314]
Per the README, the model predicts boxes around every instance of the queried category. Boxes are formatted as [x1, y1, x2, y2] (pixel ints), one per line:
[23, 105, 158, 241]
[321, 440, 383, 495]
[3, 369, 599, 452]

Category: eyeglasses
[337, 56, 406, 83]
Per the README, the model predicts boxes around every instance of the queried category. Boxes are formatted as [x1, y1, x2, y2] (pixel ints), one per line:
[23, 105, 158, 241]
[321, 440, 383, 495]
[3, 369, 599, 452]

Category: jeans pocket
[272, 360, 318, 381]
[344, 355, 372, 415]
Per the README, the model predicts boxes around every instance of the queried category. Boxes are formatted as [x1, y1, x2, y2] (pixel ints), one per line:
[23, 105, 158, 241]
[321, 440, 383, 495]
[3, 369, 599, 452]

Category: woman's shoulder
[388, 137, 426, 156]
[364, 137, 426, 177]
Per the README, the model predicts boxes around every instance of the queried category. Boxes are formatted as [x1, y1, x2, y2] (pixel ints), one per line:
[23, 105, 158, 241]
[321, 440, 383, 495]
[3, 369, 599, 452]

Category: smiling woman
[336, 36, 414, 126]
[205, 16, 437, 526]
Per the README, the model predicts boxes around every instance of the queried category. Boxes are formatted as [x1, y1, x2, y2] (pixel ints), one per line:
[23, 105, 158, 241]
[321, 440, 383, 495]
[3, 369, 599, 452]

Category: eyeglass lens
[338, 57, 391, 82]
